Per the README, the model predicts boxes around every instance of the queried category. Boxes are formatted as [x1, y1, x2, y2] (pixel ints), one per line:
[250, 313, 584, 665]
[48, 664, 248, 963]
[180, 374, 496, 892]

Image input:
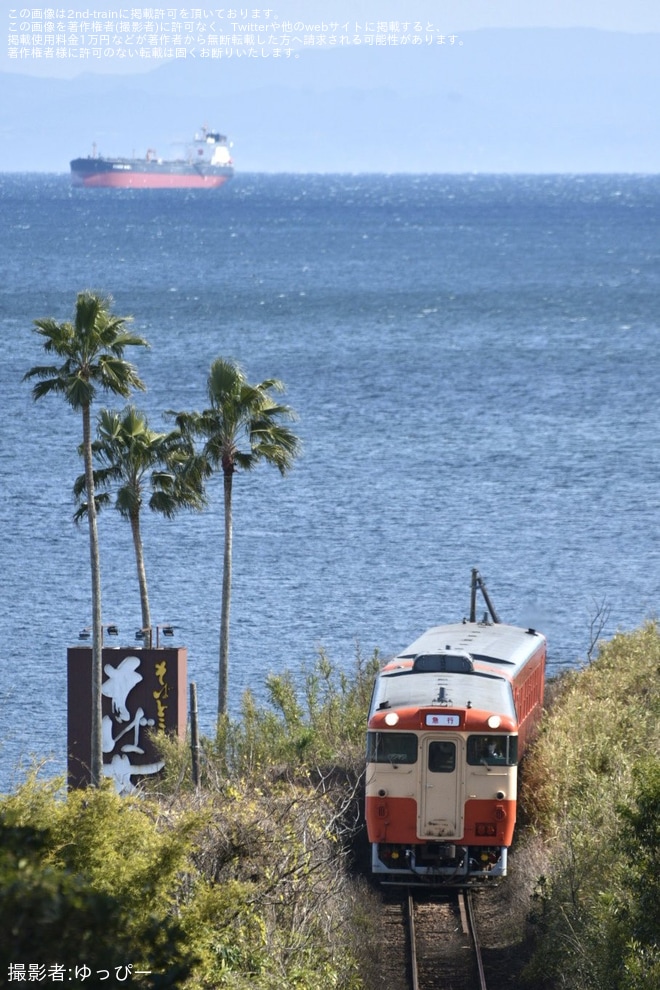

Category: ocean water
[1, 172, 659, 791]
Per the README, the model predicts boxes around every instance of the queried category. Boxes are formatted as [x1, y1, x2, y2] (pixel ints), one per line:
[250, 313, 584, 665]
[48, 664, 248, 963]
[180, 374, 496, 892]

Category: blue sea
[1, 172, 659, 792]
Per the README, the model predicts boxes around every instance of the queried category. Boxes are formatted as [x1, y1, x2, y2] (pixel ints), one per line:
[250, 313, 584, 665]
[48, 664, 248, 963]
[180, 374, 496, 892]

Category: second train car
[365, 617, 546, 882]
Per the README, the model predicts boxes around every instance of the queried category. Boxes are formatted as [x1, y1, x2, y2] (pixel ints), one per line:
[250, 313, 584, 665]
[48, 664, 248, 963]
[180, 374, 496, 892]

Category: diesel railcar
[365, 618, 546, 882]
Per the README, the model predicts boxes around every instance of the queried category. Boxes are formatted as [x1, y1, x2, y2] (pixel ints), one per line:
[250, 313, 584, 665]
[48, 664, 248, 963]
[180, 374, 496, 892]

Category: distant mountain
[1, 29, 658, 173]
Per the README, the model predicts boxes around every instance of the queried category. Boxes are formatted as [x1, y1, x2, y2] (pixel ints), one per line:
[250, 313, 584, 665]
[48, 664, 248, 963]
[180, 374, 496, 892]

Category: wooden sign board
[67, 646, 187, 791]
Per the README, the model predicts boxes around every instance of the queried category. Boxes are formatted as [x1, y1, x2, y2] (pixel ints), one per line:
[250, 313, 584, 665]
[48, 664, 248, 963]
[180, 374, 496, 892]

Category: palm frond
[166, 409, 204, 438]
[207, 357, 245, 402]
[74, 291, 108, 334]
[66, 376, 95, 410]
[31, 319, 76, 357]
[233, 450, 255, 472]
[23, 362, 66, 382]
[97, 355, 146, 396]
[115, 485, 141, 518]
[73, 491, 112, 522]
[26, 375, 71, 402]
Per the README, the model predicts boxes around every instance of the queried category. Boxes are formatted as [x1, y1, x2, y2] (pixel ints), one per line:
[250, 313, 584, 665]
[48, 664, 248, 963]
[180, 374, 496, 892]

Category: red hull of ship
[72, 171, 231, 189]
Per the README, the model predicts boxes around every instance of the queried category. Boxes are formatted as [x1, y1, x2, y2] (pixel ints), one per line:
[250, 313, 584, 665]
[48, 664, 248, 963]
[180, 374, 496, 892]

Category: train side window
[428, 740, 456, 773]
[367, 731, 418, 765]
[467, 735, 518, 766]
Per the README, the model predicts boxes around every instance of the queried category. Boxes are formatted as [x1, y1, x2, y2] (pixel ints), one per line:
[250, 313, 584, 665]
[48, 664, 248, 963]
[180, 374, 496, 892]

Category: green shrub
[1, 647, 381, 990]
[0, 793, 196, 987]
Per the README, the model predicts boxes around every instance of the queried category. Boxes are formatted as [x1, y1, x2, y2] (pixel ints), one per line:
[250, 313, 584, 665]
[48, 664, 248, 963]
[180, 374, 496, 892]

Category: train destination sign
[425, 713, 460, 727]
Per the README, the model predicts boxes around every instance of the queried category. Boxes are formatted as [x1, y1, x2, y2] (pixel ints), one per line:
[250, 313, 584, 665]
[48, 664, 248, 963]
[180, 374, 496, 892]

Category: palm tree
[24, 292, 148, 787]
[172, 358, 301, 718]
[73, 405, 207, 646]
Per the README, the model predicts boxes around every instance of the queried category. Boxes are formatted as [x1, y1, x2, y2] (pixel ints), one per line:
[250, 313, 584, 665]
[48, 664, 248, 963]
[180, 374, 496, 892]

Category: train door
[419, 735, 464, 840]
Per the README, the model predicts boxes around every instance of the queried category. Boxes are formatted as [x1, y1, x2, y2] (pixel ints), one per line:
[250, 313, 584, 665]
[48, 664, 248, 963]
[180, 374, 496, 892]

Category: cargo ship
[70, 127, 234, 189]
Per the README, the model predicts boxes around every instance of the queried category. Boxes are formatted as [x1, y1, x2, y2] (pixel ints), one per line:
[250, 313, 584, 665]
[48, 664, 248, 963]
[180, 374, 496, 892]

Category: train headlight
[487, 715, 501, 729]
[384, 712, 400, 726]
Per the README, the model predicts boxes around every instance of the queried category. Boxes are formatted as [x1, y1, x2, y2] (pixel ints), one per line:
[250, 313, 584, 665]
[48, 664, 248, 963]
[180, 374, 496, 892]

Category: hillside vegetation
[0, 650, 379, 989]
[1, 628, 659, 988]
[517, 621, 660, 989]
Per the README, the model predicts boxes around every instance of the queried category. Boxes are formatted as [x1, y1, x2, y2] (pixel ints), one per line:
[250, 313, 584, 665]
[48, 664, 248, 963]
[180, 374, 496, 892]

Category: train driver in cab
[476, 736, 507, 765]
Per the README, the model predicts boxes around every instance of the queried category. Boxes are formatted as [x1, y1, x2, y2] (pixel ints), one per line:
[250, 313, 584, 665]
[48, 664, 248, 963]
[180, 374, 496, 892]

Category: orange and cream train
[366, 618, 546, 882]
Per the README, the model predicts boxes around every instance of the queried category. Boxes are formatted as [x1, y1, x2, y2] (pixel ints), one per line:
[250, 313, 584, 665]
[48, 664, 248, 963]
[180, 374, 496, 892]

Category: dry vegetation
[2, 628, 659, 989]
[484, 622, 660, 990]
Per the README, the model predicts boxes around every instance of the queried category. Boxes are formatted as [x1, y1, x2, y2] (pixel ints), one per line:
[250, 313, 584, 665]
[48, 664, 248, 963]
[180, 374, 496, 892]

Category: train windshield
[367, 731, 418, 765]
[467, 734, 518, 766]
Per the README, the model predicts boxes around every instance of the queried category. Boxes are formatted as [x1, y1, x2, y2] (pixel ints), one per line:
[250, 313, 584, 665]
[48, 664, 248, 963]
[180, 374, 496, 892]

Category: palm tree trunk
[83, 402, 104, 787]
[218, 470, 233, 719]
[130, 508, 152, 648]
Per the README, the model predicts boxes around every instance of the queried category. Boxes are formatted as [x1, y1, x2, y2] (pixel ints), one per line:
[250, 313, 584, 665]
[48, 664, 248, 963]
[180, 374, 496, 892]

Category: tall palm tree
[172, 357, 301, 718]
[24, 292, 148, 787]
[73, 405, 207, 646]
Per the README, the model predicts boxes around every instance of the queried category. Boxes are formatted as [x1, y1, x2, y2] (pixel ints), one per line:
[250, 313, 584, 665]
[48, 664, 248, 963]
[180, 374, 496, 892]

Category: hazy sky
[318, 0, 660, 33]
[11, 0, 660, 34]
[5, 0, 658, 79]
[2, 5, 659, 197]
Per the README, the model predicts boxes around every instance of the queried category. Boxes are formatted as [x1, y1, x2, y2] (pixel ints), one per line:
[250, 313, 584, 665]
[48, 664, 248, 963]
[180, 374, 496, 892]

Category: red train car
[366, 618, 546, 882]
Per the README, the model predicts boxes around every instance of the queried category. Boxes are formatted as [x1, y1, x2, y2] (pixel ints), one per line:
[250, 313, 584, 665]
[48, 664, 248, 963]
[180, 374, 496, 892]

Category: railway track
[408, 887, 487, 990]
[367, 886, 488, 990]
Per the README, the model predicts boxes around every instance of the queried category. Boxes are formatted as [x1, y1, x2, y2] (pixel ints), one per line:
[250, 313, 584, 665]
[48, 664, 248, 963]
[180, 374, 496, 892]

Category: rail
[463, 888, 488, 990]
[407, 891, 419, 990]
[406, 887, 488, 990]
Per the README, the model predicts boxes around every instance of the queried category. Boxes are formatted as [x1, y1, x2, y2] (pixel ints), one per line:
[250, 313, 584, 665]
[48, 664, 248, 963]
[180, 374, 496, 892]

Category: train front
[365, 650, 519, 882]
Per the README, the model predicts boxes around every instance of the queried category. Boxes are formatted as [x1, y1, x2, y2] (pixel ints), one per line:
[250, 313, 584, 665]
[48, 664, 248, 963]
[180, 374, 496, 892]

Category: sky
[17, 0, 660, 31]
[311, 0, 660, 33]
[3, 0, 660, 79]
[2, 1, 659, 171]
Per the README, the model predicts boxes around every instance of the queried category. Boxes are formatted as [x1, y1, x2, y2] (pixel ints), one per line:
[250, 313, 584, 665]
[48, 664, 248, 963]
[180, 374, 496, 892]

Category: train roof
[368, 622, 546, 723]
[371, 665, 516, 720]
[396, 621, 545, 673]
